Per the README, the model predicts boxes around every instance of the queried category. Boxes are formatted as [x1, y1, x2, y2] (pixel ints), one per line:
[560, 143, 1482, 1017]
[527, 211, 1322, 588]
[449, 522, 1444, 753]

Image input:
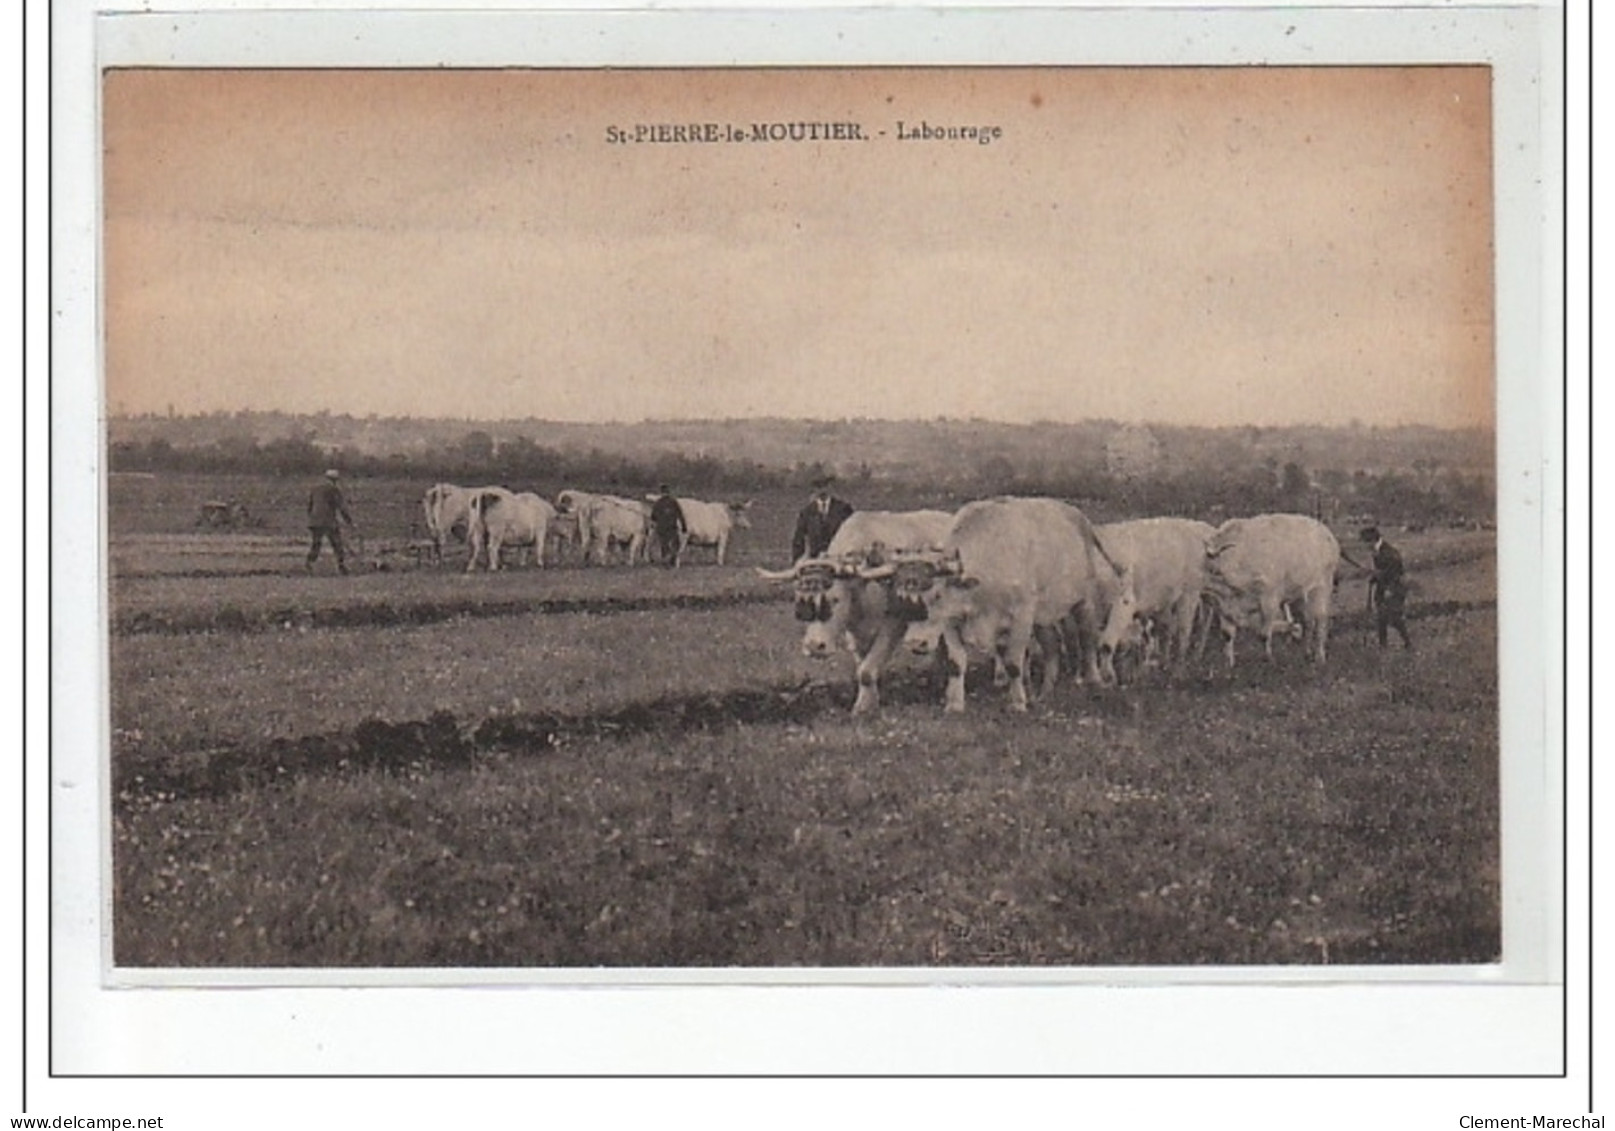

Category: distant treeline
[109, 430, 798, 492]
[1053, 464, 1494, 528]
[106, 414, 1495, 525]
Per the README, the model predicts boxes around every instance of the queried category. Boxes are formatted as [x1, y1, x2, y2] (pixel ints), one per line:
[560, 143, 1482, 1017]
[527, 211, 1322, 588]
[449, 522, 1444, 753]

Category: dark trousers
[1372, 584, 1410, 648]
[308, 525, 348, 572]
[655, 528, 681, 568]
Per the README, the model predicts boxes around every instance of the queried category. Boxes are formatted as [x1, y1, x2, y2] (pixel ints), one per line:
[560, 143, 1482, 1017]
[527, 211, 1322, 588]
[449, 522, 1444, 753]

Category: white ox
[1095, 517, 1217, 671]
[1203, 513, 1341, 665]
[894, 497, 1124, 713]
[421, 483, 493, 565]
[647, 498, 753, 566]
[466, 490, 556, 572]
[756, 510, 953, 715]
[556, 490, 650, 565]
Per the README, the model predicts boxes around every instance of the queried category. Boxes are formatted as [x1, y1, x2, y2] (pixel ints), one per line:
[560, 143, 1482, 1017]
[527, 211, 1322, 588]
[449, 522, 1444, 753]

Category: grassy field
[107, 472, 1500, 968]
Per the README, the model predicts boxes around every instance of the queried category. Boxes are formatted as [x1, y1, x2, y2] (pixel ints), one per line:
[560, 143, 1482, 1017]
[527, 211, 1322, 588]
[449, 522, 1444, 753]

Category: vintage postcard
[53, 1, 1564, 1084]
[101, 60, 1501, 970]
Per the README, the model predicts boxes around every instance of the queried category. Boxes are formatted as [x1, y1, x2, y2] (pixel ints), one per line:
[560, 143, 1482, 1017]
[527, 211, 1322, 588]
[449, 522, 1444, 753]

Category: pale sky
[103, 67, 1494, 427]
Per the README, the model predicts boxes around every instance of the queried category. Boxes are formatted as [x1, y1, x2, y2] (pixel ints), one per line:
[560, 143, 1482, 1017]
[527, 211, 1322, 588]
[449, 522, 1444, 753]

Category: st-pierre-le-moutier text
[604, 120, 1004, 146]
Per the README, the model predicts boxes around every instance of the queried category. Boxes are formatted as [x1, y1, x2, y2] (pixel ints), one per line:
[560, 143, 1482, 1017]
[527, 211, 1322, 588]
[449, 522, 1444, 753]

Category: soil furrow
[113, 587, 792, 636]
[111, 598, 1495, 803]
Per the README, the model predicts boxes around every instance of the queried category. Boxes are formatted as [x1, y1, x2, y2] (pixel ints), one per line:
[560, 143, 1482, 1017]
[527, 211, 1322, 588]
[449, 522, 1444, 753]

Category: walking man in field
[306, 468, 355, 575]
[650, 484, 686, 569]
[791, 476, 854, 563]
[1360, 526, 1412, 650]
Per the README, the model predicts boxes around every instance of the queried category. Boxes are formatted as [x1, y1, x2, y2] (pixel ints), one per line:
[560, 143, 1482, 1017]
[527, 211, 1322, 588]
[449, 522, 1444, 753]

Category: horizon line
[106, 409, 1497, 433]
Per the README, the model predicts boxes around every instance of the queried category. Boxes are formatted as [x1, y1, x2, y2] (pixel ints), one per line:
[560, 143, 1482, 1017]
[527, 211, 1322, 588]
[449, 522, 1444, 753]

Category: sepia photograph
[99, 62, 1503, 974]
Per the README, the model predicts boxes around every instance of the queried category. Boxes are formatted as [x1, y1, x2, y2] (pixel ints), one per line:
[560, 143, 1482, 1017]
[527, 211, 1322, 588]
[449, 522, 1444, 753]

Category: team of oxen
[757, 498, 1344, 715]
[422, 482, 1345, 715]
[420, 482, 752, 572]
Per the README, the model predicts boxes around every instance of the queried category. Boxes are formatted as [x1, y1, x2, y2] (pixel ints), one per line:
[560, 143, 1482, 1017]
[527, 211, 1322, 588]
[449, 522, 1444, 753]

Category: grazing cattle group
[421, 483, 753, 572]
[417, 479, 1356, 713]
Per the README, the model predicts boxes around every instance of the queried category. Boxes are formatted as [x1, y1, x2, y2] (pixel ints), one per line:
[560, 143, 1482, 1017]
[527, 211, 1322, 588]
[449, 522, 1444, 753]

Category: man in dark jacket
[1360, 526, 1411, 649]
[649, 485, 686, 569]
[791, 477, 854, 562]
[306, 469, 355, 575]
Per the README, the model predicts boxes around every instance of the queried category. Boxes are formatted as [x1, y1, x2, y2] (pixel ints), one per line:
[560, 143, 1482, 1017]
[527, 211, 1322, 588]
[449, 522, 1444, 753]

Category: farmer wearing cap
[791, 476, 854, 562]
[1360, 526, 1411, 650]
[649, 484, 687, 569]
[306, 468, 355, 575]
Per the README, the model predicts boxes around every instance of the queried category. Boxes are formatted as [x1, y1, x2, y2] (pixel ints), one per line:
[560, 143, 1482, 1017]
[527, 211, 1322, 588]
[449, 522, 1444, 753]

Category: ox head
[790, 560, 842, 627]
[758, 548, 949, 658]
[861, 551, 973, 656]
[757, 555, 865, 657]
[856, 551, 957, 624]
[728, 500, 754, 529]
[554, 490, 580, 514]
[1096, 564, 1141, 660]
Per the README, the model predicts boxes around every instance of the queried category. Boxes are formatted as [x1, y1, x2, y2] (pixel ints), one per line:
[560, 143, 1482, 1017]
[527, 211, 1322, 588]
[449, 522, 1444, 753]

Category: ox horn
[857, 562, 899, 581]
[755, 565, 800, 582]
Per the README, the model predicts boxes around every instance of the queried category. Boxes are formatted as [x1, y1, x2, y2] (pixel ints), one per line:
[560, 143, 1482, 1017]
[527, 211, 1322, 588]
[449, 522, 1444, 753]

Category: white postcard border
[49, 0, 1568, 1079]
